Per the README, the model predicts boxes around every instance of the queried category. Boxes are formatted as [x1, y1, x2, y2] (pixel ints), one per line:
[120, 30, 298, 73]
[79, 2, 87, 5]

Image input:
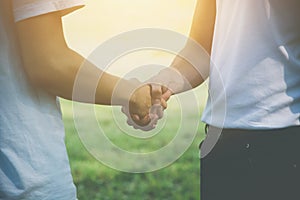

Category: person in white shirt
[132, 0, 300, 199]
[0, 1, 161, 199]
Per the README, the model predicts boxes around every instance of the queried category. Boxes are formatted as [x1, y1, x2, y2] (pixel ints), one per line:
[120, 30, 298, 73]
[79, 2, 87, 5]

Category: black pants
[200, 126, 300, 200]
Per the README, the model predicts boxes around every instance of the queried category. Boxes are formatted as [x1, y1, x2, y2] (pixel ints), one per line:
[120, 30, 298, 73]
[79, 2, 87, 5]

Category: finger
[161, 99, 167, 109]
[147, 114, 159, 129]
[131, 114, 140, 122]
[162, 89, 173, 101]
[122, 105, 154, 130]
[150, 104, 163, 119]
[132, 114, 159, 131]
[161, 86, 169, 94]
[127, 118, 135, 126]
[149, 84, 164, 119]
[150, 84, 162, 104]
[123, 103, 160, 131]
[133, 114, 151, 127]
[123, 106, 143, 127]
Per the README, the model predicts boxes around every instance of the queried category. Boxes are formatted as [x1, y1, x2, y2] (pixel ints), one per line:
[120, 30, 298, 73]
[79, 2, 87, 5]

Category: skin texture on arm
[127, 0, 217, 128]
[190, 0, 216, 55]
[169, 0, 216, 92]
[16, 11, 151, 119]
[150, 0, 217, 108]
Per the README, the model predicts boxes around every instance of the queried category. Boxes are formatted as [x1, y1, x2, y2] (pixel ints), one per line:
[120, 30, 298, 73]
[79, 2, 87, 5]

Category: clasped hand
[122, 81, 172, 131]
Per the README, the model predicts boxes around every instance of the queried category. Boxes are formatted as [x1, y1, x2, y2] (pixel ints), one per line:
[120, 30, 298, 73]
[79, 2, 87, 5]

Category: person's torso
[0, 1, 76, 199]
[202, 0, 300, 129]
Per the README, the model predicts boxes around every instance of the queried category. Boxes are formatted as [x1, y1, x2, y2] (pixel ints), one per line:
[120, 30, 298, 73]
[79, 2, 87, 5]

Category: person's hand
[123, 67, 185, 130]
[143, 67, 187, 122]
[148, 83, 172, 119]
[122, 66, 186, 131]
[121, 80, 158, 131]
[129, 84, 171, 129]
[122, 80, 170, 131]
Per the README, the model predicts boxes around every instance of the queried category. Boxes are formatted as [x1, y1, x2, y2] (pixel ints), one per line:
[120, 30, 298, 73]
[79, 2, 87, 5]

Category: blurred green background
[61, 88, 206, 200]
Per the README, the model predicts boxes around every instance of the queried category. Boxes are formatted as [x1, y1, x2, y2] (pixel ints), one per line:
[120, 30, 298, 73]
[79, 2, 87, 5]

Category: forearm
[61, 50, 137, 105]
[166, 0, 216, 94]
[152, 0, 215, 95]
[23, 48, 137, 105]
[169, 43, 209, 91]
[16, 11, 138, 106]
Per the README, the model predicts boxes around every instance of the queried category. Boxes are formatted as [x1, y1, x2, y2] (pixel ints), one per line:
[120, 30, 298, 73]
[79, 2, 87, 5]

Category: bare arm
[128, 0, 217, 128]
[190, 0, 216, 55]
[148, 0, 216, 99]
[16, 11, 151, 117]
[169, 0, 216, 91]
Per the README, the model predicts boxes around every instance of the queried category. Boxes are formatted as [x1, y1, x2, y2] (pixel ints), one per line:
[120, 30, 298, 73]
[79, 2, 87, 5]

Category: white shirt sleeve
[13, 0, 85, 22]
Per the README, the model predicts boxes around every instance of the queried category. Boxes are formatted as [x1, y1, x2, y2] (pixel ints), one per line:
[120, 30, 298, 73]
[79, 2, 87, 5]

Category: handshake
[121, 67, 190, 131]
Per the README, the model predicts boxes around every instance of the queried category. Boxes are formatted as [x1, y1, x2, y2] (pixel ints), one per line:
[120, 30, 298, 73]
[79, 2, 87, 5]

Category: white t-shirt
[202, 0, 300, 129]
[0, 1, 84, 199]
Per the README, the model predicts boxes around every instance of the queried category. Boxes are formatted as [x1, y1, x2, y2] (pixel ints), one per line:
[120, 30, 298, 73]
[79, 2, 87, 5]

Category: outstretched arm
[128, 0, 217, 128]
[158, 0, 217, 96]
[16, 10, 151, 118]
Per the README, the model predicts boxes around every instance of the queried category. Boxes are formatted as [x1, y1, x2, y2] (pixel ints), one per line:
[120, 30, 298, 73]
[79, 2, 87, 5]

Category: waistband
[205, 125, 300, 135]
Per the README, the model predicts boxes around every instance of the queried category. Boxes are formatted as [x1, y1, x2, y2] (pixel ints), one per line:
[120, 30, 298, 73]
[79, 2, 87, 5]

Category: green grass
[61, 96, 206, 200]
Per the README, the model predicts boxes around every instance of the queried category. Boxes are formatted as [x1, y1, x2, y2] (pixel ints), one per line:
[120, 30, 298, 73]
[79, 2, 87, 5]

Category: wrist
[147, 68, 191, 94]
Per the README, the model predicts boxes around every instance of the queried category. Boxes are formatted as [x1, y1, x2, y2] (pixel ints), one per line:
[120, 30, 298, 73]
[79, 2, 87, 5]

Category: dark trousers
[200, 126, 300, 200]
